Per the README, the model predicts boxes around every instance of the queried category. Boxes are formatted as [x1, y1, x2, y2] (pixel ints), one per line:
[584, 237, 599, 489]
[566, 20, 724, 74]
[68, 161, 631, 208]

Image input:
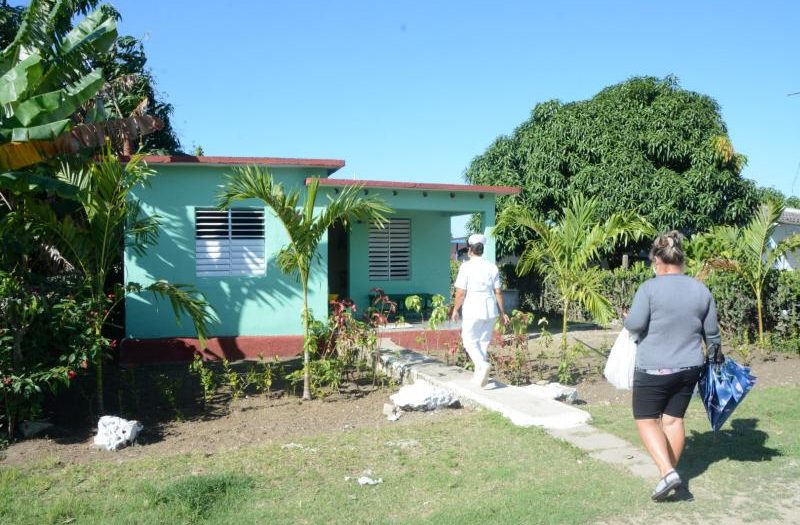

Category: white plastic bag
[603, 328, 637, 390]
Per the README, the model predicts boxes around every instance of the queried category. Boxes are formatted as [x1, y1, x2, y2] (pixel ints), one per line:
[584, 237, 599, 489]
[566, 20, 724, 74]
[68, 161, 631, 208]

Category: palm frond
[134, 280, 218, 345]
[570, 267, 615, 324]
[767, 233, 800, 269]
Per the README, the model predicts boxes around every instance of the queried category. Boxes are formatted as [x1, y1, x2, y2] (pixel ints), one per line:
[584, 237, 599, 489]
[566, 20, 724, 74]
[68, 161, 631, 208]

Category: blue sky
[58, 2, 800, 230]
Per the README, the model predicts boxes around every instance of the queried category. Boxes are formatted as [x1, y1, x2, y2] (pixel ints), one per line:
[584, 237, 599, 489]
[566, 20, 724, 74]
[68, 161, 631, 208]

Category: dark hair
[470, 243, 485, 256]
[649, 230, 684, 265]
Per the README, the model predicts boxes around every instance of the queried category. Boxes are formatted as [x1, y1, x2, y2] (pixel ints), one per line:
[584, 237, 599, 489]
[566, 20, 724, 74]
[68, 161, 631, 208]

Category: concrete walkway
[378, 339, 658, 479]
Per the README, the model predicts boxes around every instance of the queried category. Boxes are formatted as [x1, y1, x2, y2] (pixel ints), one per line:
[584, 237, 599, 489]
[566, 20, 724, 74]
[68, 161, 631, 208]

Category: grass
[587, 385, 800, 523]
[1, 386, 798, 524]
[0, 411, 654, 525]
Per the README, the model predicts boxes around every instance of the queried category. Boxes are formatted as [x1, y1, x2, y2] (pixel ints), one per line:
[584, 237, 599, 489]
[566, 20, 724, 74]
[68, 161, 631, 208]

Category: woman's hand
[500, 313, 510, 325]
[451, 310, 460, 322]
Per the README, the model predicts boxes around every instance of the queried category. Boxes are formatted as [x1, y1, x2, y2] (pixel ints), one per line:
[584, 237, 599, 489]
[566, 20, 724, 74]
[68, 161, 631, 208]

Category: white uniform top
[454, 256, 502, 320]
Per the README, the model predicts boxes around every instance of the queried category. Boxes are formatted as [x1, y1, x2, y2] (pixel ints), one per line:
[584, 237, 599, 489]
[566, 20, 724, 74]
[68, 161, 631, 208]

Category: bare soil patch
[1, 385, 464, 466]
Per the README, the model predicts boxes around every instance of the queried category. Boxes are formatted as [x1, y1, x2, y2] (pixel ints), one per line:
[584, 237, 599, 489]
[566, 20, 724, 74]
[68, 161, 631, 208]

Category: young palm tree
[29, 148, 217, 412]
[496, 194, 652, 353]
[218, 166, 392, 400]
[699, 199, 800, 344]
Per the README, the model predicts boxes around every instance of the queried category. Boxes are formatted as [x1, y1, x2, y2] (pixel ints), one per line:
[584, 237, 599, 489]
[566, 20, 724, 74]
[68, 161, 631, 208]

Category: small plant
[221, 359, 246, 402]
[189, 353, 217, 405]
[558, 343, 589, 385]
[286, 358, 345, 398]
[428, 295, 449, 330]
[405, 295, 423, 319]
[536, 317, 553, 380]
[154, 373, 184, 421]
[253, 356, 283, 395]
[365, 288, 396, 327]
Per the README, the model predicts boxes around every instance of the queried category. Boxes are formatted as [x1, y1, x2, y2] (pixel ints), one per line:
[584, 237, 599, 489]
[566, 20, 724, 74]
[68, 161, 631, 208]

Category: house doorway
[327, 221, 349, 301]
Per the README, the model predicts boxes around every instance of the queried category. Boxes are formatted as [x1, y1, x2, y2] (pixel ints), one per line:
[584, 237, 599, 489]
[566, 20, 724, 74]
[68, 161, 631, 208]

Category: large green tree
[466, 76, 759, 254]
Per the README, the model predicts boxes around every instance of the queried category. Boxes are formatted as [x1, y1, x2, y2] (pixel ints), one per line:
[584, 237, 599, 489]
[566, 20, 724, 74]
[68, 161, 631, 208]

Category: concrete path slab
[378, 338, 659, 479]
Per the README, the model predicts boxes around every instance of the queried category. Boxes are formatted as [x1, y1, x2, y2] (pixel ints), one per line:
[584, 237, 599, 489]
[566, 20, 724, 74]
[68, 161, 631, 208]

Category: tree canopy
[465, 76, 760, 254]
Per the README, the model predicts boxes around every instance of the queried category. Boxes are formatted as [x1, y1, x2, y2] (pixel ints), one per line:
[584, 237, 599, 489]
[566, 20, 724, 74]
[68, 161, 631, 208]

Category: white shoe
[472, 364, 491, 388]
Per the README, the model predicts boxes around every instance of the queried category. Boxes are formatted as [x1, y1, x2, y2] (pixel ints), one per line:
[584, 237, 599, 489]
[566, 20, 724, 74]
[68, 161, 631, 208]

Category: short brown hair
[649, 230, 684, 265]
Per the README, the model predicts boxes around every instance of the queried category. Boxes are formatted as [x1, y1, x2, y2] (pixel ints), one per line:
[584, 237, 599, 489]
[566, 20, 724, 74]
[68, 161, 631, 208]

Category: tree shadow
[679, 418, 781, 482]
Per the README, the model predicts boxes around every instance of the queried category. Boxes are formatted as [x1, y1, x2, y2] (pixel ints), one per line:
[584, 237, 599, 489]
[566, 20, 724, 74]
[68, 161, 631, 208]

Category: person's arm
[623, 284, 650, 334]
[451, 264, 467, 321]
[494, 287, 509, 324]
[703, 295, 722, 347]
[451, 287, 465, 321]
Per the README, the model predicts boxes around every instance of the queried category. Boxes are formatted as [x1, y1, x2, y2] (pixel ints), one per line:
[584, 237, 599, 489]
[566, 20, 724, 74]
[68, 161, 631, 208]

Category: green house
[122, 156, 518, 362]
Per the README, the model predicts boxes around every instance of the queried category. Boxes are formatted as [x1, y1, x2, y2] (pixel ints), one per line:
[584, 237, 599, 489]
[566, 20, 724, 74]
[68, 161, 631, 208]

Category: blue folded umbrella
[697, 357, 757, 432]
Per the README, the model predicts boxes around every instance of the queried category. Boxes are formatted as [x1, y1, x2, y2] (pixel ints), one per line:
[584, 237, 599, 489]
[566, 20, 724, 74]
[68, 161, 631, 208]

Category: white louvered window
[195, 208, 265, 277]
[368, 218, 411, 280]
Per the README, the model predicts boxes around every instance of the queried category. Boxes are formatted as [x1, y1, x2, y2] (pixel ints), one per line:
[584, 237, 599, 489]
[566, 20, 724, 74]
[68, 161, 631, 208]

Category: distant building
[774, 207, 800, 270]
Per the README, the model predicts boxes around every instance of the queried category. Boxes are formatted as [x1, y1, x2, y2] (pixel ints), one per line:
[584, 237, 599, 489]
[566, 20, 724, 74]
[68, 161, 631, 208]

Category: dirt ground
[1, 385, 463, 466]
[3, 327, 798, 467]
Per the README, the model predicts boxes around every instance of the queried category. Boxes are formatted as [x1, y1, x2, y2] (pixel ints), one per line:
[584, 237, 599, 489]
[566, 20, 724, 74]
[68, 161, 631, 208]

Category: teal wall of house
[125, 164, 331, 339]
[126, 170, 502, 340]
[318, 186, 497, 312]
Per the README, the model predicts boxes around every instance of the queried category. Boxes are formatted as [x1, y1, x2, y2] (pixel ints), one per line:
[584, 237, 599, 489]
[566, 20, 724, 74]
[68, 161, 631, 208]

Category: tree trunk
[755, 285, 765, 346]
[96, 358, 104, 414]
[302, 284, 311, 401]
[561, 300, 570, 354]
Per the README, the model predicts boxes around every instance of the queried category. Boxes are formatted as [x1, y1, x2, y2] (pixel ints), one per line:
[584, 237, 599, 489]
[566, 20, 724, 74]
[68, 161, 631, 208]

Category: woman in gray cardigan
[624, 231, 721, 501]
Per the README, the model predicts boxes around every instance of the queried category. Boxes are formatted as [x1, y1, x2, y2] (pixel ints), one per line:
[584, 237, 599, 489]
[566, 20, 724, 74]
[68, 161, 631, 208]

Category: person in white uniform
[450, 234, 509, 387]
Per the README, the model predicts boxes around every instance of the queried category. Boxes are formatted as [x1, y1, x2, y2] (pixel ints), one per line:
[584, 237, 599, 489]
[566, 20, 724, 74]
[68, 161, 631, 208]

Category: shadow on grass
[680, 418, 781, 482]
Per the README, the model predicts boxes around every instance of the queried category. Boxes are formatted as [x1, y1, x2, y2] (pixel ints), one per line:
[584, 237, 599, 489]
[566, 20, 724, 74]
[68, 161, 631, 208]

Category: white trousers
[461, 318, 496, 371]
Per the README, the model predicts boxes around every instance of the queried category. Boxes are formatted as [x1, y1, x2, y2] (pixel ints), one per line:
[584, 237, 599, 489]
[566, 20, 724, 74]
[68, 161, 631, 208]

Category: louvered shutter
[195, 208, 265, 277]
[369, 218, 410, 280]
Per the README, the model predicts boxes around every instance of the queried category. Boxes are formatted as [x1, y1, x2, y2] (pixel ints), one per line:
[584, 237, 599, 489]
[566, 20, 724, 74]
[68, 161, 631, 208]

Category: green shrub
[600, 262, 651, 320]
[705, 272, 757, 340]
[0, 272, 100, 439]
[764, 270, 800, 350]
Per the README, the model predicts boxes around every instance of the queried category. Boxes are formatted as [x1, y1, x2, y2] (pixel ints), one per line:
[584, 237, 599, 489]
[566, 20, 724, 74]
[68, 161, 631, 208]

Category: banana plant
[0, 1, 162, 173]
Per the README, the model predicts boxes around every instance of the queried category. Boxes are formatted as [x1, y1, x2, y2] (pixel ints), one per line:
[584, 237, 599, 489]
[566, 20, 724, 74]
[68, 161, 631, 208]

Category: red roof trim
[125, 155, 345, 173]
[309, 178, 520, 195]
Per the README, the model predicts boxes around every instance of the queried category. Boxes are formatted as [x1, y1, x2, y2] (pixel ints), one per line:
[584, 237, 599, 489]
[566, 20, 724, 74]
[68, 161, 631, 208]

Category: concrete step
[377, 339, 590, 429]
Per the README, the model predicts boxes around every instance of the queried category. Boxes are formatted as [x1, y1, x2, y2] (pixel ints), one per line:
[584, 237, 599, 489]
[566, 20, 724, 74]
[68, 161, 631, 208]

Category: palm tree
[29, 148, 217, 411]
[698, 199, 800, 344]
[496, 194, 652, 353]
[218, 166, 392, 400]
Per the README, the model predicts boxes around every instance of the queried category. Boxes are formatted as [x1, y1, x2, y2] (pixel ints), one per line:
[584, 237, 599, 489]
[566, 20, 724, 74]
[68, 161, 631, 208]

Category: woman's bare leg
[661, 415, 685, 466]
[636, 418, 675, 477]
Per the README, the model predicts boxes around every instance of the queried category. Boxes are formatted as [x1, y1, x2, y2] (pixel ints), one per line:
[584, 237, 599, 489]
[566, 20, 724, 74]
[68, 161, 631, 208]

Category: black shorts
[632, 367, 702, 420]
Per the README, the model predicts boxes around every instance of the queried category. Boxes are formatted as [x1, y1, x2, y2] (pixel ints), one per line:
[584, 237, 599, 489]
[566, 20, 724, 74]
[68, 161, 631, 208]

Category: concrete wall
[124, 164, 331, 339]
[323, 186, 497, 312]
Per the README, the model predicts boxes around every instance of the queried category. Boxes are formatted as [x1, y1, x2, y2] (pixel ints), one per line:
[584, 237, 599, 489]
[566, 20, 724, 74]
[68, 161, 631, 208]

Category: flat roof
[309, 178, 520, 195]
[780, 207, 800, 225]
[129, 155, 345, 173]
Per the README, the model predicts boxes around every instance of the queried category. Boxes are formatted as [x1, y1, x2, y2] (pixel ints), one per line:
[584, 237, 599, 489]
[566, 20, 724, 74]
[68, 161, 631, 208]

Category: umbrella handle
[707, 342, 724, 365]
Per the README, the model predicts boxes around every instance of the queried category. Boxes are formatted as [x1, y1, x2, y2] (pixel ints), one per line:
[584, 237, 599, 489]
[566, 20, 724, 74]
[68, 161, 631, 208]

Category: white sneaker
[472, 364, 491, 388]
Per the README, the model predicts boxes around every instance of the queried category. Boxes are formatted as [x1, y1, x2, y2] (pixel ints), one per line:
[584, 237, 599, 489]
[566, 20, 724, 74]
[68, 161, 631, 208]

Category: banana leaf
[0, 54, 43, 105]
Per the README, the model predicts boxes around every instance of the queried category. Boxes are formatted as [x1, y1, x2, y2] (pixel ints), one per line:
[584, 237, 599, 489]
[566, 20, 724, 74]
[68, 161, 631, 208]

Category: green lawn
[587, 385, 800, 523]
[1, 386, 798, 525]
